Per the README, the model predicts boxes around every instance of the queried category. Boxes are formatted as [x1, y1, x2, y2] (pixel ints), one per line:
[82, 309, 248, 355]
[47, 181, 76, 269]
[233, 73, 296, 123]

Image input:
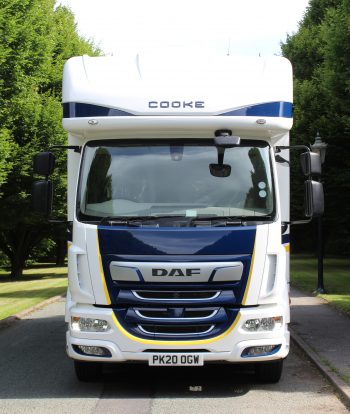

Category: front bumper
[66, 304, 290, 363]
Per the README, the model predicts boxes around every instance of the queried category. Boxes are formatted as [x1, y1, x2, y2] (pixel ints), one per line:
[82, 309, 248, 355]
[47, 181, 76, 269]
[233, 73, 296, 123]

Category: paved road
[0, 299, 348, 414]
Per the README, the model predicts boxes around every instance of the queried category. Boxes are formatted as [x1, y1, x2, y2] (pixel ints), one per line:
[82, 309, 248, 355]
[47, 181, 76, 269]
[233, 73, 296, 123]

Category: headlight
[71, 317, 110, 332]
[243, 316, 283, 332]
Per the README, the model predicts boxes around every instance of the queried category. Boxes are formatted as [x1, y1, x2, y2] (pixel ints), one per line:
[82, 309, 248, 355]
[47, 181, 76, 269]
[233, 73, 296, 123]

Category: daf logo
[152, 268, 201, 277]
[148, 101, 205, 109]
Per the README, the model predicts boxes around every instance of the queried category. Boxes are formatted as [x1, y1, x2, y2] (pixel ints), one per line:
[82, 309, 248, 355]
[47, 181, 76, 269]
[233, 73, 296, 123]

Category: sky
[57, 0, 310, 57]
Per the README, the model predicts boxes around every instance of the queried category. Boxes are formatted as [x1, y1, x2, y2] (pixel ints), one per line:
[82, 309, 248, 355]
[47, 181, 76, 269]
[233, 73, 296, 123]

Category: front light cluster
[243, 316, 283, 332]
[75, 345, 111, 357]
[241, 344, 281, 357]
[71, 317, 110, 332]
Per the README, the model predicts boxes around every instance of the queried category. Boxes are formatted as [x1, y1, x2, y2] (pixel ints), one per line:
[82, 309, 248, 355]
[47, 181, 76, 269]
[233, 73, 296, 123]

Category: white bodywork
[63, 55, 292, 364]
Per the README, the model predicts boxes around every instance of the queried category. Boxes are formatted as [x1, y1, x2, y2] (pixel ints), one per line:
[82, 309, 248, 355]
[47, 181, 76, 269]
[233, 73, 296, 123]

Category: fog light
[75, 345, 111, 357]
[241, 344, 281, 357]
[71, 317, 110, 332]
[243, 316, 283, 332]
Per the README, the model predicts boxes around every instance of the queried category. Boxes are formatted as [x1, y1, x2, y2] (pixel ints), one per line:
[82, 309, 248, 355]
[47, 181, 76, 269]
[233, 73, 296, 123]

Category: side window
[86, 148, 112, 203]
[244, 148, 272, 211]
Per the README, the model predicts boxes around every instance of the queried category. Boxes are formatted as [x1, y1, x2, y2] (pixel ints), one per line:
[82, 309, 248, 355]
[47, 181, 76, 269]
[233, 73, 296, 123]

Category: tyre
[74, 360, 102, 382]
[255, 359, 283, 383]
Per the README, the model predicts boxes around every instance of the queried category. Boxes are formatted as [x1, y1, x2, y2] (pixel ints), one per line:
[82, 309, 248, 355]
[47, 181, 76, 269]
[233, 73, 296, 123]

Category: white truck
[32, 54, 323, 382]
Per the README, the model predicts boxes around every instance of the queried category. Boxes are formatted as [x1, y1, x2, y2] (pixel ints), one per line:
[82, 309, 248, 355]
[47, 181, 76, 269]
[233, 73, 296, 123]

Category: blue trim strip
[218, 102, 292, 118]
[63, 102, 135, 118]
[63, 101, 292, 118]
[282, 234, 290, 244]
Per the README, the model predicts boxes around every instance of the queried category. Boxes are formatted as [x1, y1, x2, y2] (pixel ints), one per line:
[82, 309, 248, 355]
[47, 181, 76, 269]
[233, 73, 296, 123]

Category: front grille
[132, 290, 220, 301]
[138, 324, 215, 336]
[135, 308, 218, 320]
[114, 287, 239, 340]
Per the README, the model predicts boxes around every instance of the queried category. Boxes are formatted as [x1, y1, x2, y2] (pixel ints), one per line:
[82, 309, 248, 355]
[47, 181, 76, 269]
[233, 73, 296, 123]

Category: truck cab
[32, 54, 323, 382]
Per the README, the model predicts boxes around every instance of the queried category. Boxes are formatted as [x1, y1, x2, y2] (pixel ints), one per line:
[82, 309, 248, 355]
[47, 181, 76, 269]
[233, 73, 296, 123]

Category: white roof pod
[62, 54, 293, 141]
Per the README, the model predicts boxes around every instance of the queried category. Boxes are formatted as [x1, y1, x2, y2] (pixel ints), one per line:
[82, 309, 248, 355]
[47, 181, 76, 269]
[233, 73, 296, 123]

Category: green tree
[282, 0, 350, 254]
[0, 0, 99, 277]
[0, 129, 15, 194]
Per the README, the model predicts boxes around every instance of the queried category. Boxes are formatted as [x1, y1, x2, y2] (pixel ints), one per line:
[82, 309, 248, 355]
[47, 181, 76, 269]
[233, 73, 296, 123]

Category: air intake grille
[138, 324, 215, 336]
[113, 287, 239, 341]
[132, 290, 219, 301]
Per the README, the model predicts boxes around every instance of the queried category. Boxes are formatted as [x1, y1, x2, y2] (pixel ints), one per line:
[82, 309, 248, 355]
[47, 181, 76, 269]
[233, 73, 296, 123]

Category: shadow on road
[0, 312, 336, 402]
[101, 363, 254, 398]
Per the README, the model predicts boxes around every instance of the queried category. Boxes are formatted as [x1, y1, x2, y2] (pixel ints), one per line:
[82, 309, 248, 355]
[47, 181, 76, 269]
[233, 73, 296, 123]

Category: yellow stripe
[111, 312, 241, 346]
[97, 231, 111, 305]
[242, 237, 256, 305]
[284, 244, 290, 252]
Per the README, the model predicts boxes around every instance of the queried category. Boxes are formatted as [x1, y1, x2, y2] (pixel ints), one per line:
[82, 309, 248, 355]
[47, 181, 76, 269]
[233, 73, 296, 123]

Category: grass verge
[0, 264, 67, 320]
[291, 255, 350, 315]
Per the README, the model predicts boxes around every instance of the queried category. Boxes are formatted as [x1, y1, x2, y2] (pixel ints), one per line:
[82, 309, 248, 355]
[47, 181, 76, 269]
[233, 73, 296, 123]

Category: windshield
[77, 140, 274, 221]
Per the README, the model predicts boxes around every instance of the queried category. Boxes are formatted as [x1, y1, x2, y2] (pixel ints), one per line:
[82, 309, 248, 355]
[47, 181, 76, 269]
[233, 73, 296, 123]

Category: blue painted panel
[98, 226, 256, 256]
[282, 234, 290, 244]
[98, 226, 256, 307]
[97, 226, 256, 340]
[219, 102, 292, 118]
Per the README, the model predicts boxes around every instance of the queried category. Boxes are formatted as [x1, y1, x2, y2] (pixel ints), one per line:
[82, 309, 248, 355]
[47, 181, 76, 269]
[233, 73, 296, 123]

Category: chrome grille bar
[132, 290, 220, 301]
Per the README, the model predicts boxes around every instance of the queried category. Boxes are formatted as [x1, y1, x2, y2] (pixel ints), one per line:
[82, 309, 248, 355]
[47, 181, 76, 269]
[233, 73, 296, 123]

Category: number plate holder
[149, 353, 204, 366]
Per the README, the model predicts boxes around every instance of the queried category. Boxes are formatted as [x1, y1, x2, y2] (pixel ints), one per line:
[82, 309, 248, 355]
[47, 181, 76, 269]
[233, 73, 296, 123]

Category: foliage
[0, 0, 100, 277]
[282, 0, 350, 254]
[0, 129, 15, 195]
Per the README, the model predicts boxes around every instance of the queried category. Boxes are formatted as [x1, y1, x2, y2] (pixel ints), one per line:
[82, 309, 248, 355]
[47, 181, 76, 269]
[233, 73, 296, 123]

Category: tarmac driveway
[0, 299, 348, 414]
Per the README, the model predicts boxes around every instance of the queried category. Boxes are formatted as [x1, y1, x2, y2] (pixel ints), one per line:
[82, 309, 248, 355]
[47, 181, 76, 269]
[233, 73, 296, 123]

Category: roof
[62, 54, 293, 117]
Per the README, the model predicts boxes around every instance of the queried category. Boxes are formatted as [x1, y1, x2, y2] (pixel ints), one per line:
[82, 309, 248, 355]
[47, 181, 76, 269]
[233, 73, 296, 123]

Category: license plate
[149, 353, 204, 366]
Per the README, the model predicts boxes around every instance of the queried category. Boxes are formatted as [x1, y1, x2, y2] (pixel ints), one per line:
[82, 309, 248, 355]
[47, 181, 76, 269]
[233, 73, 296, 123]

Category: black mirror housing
[304, 180, 324, 218]
[32, 180, 53, 216]
[214, 130, 241, 148]
[33, 152, 56, 176]
[300, 152, 322, 176]
[209, 163, 231, 177]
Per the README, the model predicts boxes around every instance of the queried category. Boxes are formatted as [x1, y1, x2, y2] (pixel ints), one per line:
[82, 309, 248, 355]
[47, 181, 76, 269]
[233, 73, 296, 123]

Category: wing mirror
[300, 151, 321, 176]
[32, 152, 56, 216]
[32, 180, 53, 216]
[33, 152, 56, 176]
[304, 180, 324, 218]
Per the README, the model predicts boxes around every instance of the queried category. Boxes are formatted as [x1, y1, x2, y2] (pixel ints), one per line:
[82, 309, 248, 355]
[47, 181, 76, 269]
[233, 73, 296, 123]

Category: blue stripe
[63, 102, 135, 118]
[282, 234, 290, 244]
[63, 101, 292, 118]
[218, 102, 292, 118]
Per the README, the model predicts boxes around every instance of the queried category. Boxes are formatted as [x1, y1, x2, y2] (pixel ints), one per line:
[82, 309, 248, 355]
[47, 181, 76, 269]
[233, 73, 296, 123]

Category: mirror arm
[283, 218, 313, 226]
[49, 145, 81, 153]
[217, 147, 225, 165]
[276, 145, 310, 153]
[48, 218, 70, 225]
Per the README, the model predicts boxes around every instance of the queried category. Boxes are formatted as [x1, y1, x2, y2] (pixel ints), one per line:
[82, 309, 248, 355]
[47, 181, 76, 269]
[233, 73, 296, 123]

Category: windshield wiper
[100, 215, 187, 225]
[190, 216, 242, 226]
[190, 215, 274, 227]
[241, 215, 274, 222]
[100, 214, 274, 226]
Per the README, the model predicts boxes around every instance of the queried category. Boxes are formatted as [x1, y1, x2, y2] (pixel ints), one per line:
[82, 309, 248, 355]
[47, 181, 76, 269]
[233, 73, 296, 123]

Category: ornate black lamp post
[311, 132, 328, 294]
